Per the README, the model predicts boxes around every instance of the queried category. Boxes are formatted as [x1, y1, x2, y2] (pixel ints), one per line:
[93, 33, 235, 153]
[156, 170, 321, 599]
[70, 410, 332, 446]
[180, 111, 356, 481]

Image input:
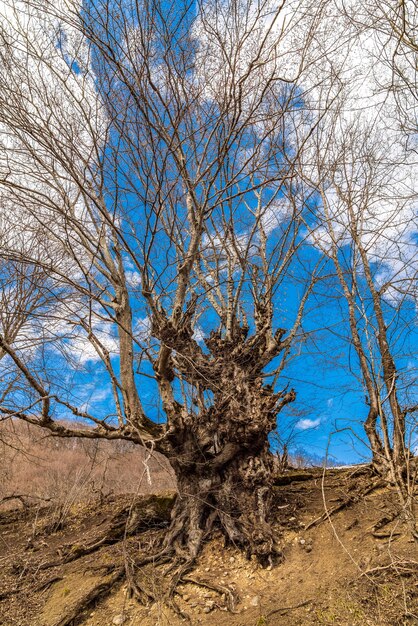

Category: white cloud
[0, 0, 107, 268]
[125, 271, 142, 288]
[65, 325, 119, 365]
[296, 417, 321, 430]
[294, 0, 418, 300]
[134, 316, 151, 341]
[193, 325, 206, 343]
[260, 199, 292, 236]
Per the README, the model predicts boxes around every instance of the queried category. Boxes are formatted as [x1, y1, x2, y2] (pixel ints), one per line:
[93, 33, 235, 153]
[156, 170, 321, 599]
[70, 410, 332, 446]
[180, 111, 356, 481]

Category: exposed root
[4, 490, 274, 621]
[183, 576, 238, 612]
[40, 494, 175, 569]
[305, 479, 385, 530]
[33, 576, 63, 593]
[0, 586, 20, 601]
[371, 511, 400, 533]
[51, 566, 124, 626]
[167, 559, 196, 600]
[266, 599, 312, 618]
[124, 557, 156, 604]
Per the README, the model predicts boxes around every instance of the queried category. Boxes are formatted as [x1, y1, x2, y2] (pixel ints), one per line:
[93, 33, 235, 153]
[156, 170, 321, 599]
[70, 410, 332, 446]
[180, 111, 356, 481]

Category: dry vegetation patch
[1, 461, 417, 626]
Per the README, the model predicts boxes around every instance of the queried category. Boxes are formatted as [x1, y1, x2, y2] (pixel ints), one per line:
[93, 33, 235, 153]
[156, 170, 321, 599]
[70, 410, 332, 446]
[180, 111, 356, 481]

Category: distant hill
[0, 419, 175, 509]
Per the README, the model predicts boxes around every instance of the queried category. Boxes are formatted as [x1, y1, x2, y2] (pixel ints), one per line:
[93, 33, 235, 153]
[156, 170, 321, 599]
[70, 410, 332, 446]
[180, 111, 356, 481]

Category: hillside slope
[1, 467, 417, 626]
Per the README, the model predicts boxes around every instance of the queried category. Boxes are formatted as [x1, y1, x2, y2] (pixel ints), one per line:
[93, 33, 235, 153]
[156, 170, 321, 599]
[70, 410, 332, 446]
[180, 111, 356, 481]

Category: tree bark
[153, 324, 295, 564]
[162, 429, 279, 564]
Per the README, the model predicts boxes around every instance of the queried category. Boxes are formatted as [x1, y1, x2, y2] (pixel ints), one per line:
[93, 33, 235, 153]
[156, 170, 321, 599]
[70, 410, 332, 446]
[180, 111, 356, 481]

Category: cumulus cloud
[294, 0, 418, 299]
[125, 271, 142, 288]
[134, 316, 151, 341]
[296, 417, 321, 430]
[0, 0, 106, 269]
[260, 199, 293, 236]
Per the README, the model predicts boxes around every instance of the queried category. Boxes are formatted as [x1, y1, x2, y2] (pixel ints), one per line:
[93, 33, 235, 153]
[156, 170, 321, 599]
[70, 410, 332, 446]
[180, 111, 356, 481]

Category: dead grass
[0, 420, 176, 513]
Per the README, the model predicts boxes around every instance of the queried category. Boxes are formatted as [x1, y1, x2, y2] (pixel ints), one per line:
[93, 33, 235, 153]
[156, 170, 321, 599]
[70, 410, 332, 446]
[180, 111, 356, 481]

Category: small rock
[359, 556, 371, 570]
[112, 615, 126, 626]
[289, 516, 296, 522]
[299, 538, 306, 545]
[250, 596, 260, 607]
[229, 556, 235, 563]
[205, 567, 210, 572]
[183, 594, 190, 601]
[305, 545, 312, 553]
[203, 601, 216, 614]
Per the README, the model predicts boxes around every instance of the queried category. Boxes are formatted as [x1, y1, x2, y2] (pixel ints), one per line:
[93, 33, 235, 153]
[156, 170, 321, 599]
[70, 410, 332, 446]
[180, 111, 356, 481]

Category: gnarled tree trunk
[154, 321, 295, 564]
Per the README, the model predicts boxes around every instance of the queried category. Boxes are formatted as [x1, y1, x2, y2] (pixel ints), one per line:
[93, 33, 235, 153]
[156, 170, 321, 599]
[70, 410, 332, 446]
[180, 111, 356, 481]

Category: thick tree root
[125, 557, 156, 604]
[40, 494, 175, 570]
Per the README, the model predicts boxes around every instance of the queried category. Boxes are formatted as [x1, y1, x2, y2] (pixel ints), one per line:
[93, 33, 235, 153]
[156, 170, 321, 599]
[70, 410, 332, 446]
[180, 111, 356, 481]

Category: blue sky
[0, 0, 417, 467]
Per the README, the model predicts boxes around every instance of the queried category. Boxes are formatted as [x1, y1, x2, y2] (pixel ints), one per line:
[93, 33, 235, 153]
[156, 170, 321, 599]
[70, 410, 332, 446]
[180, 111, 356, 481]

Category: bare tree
[297, 0, 418, 536]
[351, 0, 418, 134]
[0, 0, 323, 575]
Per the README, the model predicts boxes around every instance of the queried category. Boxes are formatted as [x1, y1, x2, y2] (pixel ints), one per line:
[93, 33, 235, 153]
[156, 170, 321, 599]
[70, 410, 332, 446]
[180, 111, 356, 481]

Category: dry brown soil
[1, 467, 417, 626]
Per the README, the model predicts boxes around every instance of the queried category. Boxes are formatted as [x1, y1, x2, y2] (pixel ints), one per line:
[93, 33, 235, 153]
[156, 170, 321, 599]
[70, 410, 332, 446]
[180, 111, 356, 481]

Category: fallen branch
[273, 472, 314, 486]
[372, 531, 401, 539]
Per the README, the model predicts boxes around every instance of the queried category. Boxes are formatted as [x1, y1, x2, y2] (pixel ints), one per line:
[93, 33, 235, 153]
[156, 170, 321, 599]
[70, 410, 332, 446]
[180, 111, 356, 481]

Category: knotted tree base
[163, 446, 280, 567]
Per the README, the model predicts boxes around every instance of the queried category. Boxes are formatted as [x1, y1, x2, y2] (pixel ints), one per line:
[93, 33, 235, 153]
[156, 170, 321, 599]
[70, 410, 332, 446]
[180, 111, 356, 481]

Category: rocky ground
[1, 467, 417, 626]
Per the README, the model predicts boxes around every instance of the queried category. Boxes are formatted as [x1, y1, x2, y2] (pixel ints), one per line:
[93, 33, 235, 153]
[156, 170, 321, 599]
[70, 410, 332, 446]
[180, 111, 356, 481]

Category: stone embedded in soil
[112, 615, 126, 625]
[250, 596, 260, 607]
[203, 600, 216, 614]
